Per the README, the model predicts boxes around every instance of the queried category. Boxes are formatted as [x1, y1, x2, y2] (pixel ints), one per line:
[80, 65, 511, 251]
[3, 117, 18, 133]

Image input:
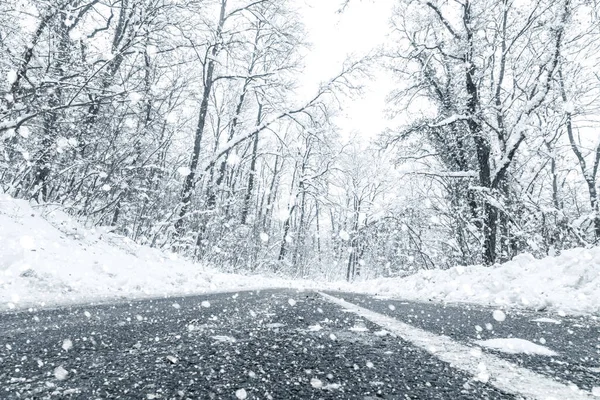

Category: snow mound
[0, 193, 304, 310]
[475, 338, 558, 356]
[344, 248, 600, 315]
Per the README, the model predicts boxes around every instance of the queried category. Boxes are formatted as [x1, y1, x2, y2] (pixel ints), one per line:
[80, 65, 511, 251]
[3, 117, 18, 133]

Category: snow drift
[345, 249, 600, 315]
[0, 193, 299, 310]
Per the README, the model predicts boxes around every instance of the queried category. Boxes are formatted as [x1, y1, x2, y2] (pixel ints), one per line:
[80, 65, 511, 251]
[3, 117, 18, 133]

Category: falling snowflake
[339, 230, 350, 241]
[177, 166, 191, 177]
[227, 154, 241, 165]
[492, 310, 506, 322]
[6, 70, 17, 85]
[288, 299, 297, 306]
[128, 92, 143, 104]
[54, 366, 69, 381]
[61, 339, 73, 351]
[310, 378, 323, 388]
[235, 388, 247, 399]
[18, 126, 30, 138]
[201, 300, 210, 308]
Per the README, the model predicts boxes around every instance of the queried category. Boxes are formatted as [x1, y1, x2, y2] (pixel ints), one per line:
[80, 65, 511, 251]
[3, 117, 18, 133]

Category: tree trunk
[241, 103, 263, 224]
[464, 0, 496, 265]
[175, 0, 227, 233]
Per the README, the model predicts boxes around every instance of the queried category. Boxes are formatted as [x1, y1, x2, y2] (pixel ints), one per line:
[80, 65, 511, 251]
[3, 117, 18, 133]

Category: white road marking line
[319, 292, 594, 400]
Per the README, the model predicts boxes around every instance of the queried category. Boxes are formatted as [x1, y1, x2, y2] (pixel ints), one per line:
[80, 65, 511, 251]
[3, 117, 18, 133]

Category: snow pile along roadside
[0, 193, 300, 310]
[346, 249, 600, 315]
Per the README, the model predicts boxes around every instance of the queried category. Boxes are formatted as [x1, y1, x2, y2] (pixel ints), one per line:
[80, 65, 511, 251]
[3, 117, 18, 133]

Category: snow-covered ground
[0, 194, 308, 311]
[341, 249, 600, 315]
[2, 192, 599, 316]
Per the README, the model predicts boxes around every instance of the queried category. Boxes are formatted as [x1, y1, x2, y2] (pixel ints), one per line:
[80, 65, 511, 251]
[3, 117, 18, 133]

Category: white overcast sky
[299, 0, 396, 139]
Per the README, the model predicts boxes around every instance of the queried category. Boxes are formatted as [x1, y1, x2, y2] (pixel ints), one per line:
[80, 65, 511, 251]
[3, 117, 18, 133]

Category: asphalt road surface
[0, 289, 598, 399]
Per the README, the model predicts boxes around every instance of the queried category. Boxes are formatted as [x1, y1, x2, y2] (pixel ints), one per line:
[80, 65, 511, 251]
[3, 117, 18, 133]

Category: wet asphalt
[0, 288, 597, 399]
[331, 291, 600, 392]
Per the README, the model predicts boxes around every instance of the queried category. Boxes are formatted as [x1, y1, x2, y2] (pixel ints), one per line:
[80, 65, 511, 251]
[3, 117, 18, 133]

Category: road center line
[318, 292, 594, 400]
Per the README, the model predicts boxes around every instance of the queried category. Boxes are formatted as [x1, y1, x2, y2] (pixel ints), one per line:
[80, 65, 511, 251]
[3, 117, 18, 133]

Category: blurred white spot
[493, 310, 506, 322]
[311, 378, 323, 388]
[366, 361, 374, 368]
[172, 303, 181, 309]
[235, 388, 247, 399]
[201, 301, 211, 308]
[6, 70, 18, 85]
[54, 366, 69, 380]
[84, 311, 91, 318]
[18, 126, 30, 138]
[329, 333, 337, 341]
[128, 92, 142, 104]
[388, 304, 395, 311]
[339, 230, 350, 241]
[177, 167, 191, 177]
[259, 232, 269, 242]
[61, 339, 73, 351]
[288, 299, 296, 306]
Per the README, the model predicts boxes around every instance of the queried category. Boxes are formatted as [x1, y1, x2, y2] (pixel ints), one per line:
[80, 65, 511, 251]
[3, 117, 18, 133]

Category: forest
[1, 0, 599, 281]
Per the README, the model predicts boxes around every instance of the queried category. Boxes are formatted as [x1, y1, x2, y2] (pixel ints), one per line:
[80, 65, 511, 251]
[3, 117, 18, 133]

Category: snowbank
[343, 249, 600, 315]
[0, 194, 305, 311]
[2, 192, 599, 316]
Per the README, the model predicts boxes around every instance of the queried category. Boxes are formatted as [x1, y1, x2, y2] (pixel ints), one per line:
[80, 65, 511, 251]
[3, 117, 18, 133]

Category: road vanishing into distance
[0, 289, 599, 399]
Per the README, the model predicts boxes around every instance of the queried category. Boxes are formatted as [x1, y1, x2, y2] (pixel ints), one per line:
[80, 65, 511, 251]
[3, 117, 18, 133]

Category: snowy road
[0, 289, 598, 399]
